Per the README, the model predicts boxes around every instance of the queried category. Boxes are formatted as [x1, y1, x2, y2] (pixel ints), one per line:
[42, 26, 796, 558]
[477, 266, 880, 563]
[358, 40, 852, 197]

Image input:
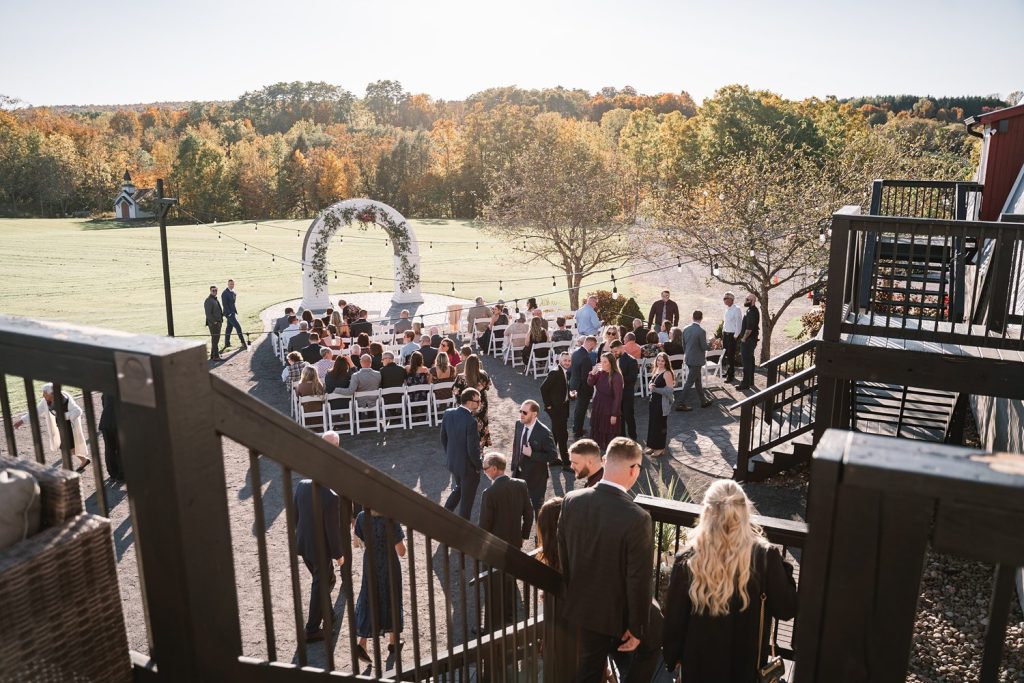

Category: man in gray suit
[441, 388, 483, 519]
[341, 354, 382, 407]
[676, 310, 713, 411]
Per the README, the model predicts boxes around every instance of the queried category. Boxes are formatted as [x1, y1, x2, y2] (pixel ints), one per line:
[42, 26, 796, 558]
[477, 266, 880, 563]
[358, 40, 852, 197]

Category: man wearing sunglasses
[441, 388, 483, 519]
[511, 400, 558, 512]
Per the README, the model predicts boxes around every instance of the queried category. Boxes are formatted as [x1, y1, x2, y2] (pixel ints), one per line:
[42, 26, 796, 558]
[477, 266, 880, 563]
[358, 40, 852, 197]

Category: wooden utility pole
[155, 179, 178, 336]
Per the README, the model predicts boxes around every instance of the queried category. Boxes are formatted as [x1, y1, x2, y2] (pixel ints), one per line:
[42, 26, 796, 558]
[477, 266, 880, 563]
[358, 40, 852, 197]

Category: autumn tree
[484, 114, 633, 309]
[364, 80, 407, 126]
[171, 131, 236, 220]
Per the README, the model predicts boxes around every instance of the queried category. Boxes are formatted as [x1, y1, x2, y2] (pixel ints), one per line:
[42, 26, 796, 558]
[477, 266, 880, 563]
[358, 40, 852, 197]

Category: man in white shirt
[313, 347, 335, 381]
[575, 295, 602, 337]
[280, 315, 301, 349]
[721, 291, 743, 382]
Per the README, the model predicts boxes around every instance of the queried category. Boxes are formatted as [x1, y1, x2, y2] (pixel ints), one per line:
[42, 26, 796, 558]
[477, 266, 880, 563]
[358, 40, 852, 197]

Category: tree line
[0, 81, 999, 221]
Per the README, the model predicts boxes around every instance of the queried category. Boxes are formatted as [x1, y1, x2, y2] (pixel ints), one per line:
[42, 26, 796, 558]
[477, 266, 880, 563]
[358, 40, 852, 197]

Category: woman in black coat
[662, 480, 797, 682]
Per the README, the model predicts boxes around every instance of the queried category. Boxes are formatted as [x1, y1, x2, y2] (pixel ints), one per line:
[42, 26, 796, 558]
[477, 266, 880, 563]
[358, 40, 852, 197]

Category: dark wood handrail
[209, 375, 563, 594]
[635, 495, 808, 548]
[874, 178, 983, 191]
[848, 213, 1024, 237]
[759, 338, 818, 371]
[728, 367, 818, 411]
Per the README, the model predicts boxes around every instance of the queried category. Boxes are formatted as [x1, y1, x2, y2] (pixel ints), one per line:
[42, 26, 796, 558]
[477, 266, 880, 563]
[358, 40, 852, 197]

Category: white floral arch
[300, 198, 423, 311]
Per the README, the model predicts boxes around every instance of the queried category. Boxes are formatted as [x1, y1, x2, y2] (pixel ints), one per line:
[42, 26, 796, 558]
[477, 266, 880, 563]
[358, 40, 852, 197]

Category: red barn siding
[977, 105, 1024, 220]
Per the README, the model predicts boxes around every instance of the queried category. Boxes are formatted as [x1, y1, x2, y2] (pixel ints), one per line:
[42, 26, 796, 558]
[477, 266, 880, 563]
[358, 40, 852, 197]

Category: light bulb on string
[429, 242, 433, 249]
[514, 300, 520, 314]
[254, 222, 258, 231]
[818, 225, 827, 244]
[476, 242, 479, 250]
[296, 231, 300, 238]
[611, 273, 619, 300]
[499, 280, 503, 293]
[552, 276, 557, 290]
[451, 281, 456, 293]
[713, 263, 721, 277]
[272, 254, 275, 263]
[243, 244, 247, 252]
[217, 233, 221, 240]
[334, 272, 337, 281]
[369, 276, 374, 290]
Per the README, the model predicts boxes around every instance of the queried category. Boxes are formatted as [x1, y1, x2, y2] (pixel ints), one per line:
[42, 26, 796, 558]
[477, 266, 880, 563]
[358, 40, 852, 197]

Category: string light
[217, 233, 221, 240]
[499, 280, 503, 293]
[552, 276, 557, 290]
[296, 231, 300, 238]
[713, 263, 721, 277]
[254, 222, 258, 231]
[429, 242, 433, 249]
[611, 273, 619, 300]
[818, 225, 827, 244]
[514, 300, 520, 313]
[676, 257, 682, 273]
[243, 244, 247, 252]
[334, 272, 337, 280]
[272, 254, 275, 262]
[451, 281, 456, 293]
[369, 276, 374, 289]
[475, 242, 479, 250]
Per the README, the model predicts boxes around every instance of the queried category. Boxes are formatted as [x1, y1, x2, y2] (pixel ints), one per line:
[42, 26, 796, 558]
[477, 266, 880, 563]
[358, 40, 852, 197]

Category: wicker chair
[0, 456, 131, 683]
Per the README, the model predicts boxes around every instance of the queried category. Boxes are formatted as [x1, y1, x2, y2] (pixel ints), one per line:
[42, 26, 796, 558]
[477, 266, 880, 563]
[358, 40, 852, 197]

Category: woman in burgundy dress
[586, 351, 624, 450]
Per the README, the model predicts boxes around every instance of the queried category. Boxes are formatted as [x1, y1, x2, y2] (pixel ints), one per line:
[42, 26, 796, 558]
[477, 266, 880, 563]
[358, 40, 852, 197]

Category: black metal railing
[635, 495, 808, 662]
[0, 315, 569, 682]
[799, 429, 1024, 683]
[869, 178, 983, 222]
[825, 206, 1024, 350]
[731, 367, 819, 480]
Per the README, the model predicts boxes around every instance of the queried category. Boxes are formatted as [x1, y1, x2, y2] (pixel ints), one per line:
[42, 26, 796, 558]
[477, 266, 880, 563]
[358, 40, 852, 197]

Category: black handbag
[757, 592, 786, 683]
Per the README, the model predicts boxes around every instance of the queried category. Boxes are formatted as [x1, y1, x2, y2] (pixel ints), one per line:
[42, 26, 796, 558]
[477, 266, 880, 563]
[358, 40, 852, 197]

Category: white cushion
[0, 468, 41, 551]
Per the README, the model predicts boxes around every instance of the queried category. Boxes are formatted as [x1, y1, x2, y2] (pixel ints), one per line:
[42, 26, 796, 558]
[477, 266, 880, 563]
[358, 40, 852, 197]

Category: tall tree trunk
[759, 287, 772, 362]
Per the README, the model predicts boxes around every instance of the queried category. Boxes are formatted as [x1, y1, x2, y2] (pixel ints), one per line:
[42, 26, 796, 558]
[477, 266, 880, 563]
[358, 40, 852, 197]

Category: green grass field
[0, 217, 653, 340]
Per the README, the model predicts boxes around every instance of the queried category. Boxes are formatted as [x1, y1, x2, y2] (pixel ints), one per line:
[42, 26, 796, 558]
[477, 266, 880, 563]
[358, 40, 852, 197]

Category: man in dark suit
[293, 434, 347, 642]
[441, 388, 483, 519]
[288, 321, 311, 354]
[540, 352, 573, 468]
[349, 310, 373, 338]
[417, 335, 438, 367]
[98, 393, 123, 482]
[204, 285, 223, 360]
[558, 437, 653, 682]
[274, 307, 296, 336]
[300, 332, 325, 365]
[379, 351, 407, 413]
[479, 452, 533, 547]
[610, 340, 639, 439]
[511, 400, 558, 512]
[570, 336, 598, 440]
[221, 279, 247, 350]
[479, 452, 533, 628]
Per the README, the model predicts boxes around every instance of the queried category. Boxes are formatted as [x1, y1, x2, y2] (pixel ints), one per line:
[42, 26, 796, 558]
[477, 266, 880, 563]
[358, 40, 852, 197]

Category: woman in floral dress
[453, 354, 492, 448]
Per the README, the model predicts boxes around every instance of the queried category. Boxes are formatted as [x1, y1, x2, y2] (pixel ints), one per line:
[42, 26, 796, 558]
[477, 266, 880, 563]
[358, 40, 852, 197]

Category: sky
[2, 0, 1021, 107]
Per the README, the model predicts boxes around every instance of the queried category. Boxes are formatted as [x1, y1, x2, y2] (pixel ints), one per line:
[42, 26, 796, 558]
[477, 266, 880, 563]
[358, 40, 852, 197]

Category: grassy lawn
[0, 217, 642, 340]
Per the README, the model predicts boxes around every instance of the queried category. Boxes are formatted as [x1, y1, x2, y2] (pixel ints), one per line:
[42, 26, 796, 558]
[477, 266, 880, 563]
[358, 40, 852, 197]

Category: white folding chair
[704, 351, 724, 385]
[324, 392, 353, 435]
[525, 342, 552, 378]
[669, 354, 687, 394]
[637, 358, 655, 397]
[405, 384, 433, 428]
[488, 325, 508, 357]
[548, 342, 571, 371]
[430, 382, 456, 425]
[289, 381, 302, 420]
[504, 336, 527, 367]
[353, 390, 382, 434]
[296, 395, 326, 432]
[379, 386, 408, 431]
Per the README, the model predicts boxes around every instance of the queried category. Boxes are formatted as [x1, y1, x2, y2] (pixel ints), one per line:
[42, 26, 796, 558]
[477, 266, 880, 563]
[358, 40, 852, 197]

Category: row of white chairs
[291, 382, 458, 435]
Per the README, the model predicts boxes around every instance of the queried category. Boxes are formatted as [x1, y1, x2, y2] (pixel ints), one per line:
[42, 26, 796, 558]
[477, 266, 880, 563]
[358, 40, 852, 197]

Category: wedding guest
[550, 317, 573, 343]
[454, 354, 492, 448]
[737, 294, 761, 391]
[641, 330, 662, 359]
[324, 355, 354, 394]
[586, 352, 624, 451]
[646, 352, 675, 457]
[575, 295, 602, 337]
[662, 480, 798, 680]
[313, 346, 335, 381]
[393, 309, 413, 335]
[281, 351, 308, 385]
[647, 290, 680, 329]
[659, 320, 671, 343]
[522, 316, 549, 366]
[295, 366, 325, 428]
[13, 383, 90, 471]
[205, 285, 224, 360]
[663, 326, 685, 370]
[354, 509, 406, 661]
[621, 332, 643, 359]
[438, 338, 461, 367]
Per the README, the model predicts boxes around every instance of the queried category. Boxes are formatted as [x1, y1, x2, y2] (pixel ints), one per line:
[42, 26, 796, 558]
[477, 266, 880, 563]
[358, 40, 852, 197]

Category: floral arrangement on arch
[310, 203, 419, 294]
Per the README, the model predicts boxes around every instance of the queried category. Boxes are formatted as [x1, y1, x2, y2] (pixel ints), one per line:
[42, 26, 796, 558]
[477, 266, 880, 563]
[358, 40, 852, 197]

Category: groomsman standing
[221, 279, 247, 350]
[204, 285, 223, 360]
[721, 292, 742, 382]
[540, 352, 573, 468]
